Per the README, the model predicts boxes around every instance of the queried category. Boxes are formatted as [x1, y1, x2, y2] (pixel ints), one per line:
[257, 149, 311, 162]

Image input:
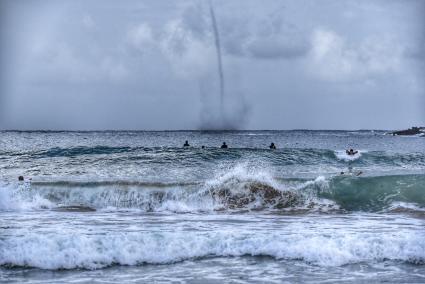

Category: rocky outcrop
[392, 127, 424, 136]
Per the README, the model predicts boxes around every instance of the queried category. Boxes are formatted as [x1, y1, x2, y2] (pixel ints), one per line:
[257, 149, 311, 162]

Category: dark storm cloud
[0, 0, 424, 130]
[175, 2, 309, 60]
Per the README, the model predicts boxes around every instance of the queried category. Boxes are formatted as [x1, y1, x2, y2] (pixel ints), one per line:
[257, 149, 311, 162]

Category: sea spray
[0, 183, 54, 211]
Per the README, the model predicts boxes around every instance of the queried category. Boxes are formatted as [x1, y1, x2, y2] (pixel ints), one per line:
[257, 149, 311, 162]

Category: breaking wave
[1, 165, 424, 213]
[334, 150, 363, 161]
[1, 230, 423, 270]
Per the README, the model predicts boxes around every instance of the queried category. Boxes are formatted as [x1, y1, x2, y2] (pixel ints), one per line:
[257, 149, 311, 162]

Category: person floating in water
[346, 149, 358, 156]
[269, 143, 276, 149]
[18, 176, 24, 181]
[201, 145, 205, 149]
[183, 140, 190, 147]
[340, 171, 363, 176]
[220, 142, 228, 149]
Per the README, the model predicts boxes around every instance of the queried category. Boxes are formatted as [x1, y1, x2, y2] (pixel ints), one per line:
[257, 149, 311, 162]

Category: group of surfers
[17, 144, 360, 182]
[183, 141, 277, 149]
[184, 141, 358, 155]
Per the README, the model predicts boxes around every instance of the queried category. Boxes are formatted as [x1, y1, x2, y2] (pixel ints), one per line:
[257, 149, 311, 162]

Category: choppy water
[1, 130, 424, 283]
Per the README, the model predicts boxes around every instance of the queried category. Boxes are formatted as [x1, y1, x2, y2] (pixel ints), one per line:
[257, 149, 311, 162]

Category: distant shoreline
[0, 128, 423, 137]
[0, 129, 397, 133]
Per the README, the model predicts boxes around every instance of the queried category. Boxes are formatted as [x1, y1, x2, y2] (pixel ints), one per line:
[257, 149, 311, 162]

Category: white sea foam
[0, 184, 54, 211]
[387, 202, 425, 213]
[1, 230, 423, 270]
[334, 150, 364, 161]
[204, 163, 278, 189]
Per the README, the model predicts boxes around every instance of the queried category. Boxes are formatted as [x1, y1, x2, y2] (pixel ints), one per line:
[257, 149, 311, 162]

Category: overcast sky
[0, 0, 424, 130]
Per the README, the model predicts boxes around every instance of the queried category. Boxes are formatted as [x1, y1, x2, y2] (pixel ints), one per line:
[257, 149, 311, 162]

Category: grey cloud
[158, 1, 309, 60]
[0, 0, 424, 130]
[244, 37, 308, 59]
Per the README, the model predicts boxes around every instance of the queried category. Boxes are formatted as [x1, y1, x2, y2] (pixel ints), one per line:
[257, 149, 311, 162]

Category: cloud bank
[0, 0, 424, 130]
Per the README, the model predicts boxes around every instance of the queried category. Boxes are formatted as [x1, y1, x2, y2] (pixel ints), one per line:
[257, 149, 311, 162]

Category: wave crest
[1, 230, 423, 270]
[1, 166, 424, 213]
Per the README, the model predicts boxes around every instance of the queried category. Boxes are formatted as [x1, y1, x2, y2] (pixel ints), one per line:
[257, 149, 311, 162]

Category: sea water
[0, 130, 424, 283]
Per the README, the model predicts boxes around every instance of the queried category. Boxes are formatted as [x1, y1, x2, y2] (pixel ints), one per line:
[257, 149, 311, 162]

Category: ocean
[0, 130, 424, 283]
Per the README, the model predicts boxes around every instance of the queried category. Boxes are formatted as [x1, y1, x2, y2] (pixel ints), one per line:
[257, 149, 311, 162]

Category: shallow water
[1, 130, 424, 283]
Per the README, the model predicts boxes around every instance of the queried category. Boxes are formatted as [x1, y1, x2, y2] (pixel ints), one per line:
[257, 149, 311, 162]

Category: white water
[334, 150, 364, 161]
[1, 213, 424, 270]
[0, 165, 335, 213]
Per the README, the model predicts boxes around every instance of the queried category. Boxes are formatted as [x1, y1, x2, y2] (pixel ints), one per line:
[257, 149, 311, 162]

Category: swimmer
[18, 176, 24, 181]
[269, 143, 276, 149]
[346, 149, 358, 156]
[220, 142, 228, 149]
[340, 171, 363, 176]
[183, 140, 190, 147]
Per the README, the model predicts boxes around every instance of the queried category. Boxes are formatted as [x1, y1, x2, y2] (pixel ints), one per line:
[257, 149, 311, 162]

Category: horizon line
[0, 128, 409, 132]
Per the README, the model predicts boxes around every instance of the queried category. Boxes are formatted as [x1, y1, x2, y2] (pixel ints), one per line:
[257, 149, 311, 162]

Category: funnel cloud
[198, 2, 250, 130]
[209, 2, 225, 117]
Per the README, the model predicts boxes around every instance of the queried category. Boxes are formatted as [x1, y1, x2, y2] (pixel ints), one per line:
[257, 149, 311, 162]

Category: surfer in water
[183, 140, 190, 147]
[221, 142, 228, 149]
[340, 165, 362, 176]
[340, 171, 363, 176]
[346, 149, 358, 156]
[269, 143, 276, 149]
